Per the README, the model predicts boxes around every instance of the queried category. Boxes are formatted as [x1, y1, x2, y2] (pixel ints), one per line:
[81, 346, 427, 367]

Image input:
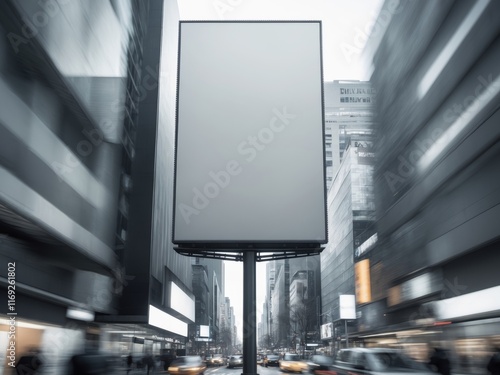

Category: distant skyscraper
[324, 80, 375, 190]
[320, 81, 376, 352]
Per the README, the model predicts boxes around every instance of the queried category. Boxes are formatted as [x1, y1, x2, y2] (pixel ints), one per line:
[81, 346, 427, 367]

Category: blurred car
[208, 354, 225, 366]
[280, 353, 305, 372]
[227, 355, 243, 368]
[204, 355, 212, 366]
[332, 348, 434, 375]
[307, 354, 334, 375]
[160, 353, 178, 370]
[257, 355, 264, 365]
[265, 354, 280, 367]
[168, 356, 206, 375]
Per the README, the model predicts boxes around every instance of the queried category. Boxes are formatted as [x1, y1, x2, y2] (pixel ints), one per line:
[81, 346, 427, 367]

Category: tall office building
[189, 263, 210, 354]
[194, 258, 225, 348]
[319, 81, 376, 352]
[267, 257, 321, 351]
[320, 144, 375, 352]
[259, 300, 270, 349]
[270, 260, 289, 348]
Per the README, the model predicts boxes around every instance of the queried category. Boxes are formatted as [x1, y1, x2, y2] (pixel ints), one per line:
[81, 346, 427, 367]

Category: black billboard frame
[173, 247, 324, 261]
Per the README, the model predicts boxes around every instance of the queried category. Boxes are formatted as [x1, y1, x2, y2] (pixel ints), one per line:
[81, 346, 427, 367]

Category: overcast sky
[176, 0, 385, 339]
[177, 0, 384, 81]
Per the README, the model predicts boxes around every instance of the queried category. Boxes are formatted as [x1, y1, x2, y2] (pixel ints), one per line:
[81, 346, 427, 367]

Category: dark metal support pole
[242, 251, 258, 375]
[345, 320, 349, 348]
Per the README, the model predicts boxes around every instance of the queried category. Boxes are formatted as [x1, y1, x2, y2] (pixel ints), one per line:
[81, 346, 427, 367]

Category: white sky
[177, 0, 384, 81]
[223, 260, 266, 341]
[176, 0, 385, 339]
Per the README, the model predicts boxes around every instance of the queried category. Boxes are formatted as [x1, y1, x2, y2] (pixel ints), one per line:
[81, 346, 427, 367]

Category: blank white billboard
[339, 295, 356, 320]
[173, 21, 327, 247]
[199, 325, 210, 338]
[170, 282, 195, 322]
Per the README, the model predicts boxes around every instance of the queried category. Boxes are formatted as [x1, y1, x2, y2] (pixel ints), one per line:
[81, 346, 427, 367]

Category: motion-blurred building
[0, 0, 194, 372]
[361, 0, 500, 369]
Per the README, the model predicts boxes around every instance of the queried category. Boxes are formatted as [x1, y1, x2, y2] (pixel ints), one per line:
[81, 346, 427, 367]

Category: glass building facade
[320, 145, 375, 351]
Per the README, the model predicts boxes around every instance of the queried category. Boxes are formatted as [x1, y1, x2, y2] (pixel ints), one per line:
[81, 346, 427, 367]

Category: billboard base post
[242, 251, 258, 375]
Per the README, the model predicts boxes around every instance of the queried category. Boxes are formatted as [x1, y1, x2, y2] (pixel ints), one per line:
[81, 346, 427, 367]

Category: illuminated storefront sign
[355, 233, 378, 258]
[170, 282, 195, 322]
[355, 259, 372, 304]
[388, 272, 441, 307]
[148, 305, 188, 337]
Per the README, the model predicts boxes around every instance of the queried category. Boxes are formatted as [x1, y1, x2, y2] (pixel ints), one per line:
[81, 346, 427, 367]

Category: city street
[112, 365, 292, 375]
[206, 365, 289, 375]
[1, 1, 500, 374]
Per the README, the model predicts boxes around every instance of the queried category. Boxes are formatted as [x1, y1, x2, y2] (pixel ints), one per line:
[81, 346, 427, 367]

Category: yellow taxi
[280, 353, 306, 373]
[168, 356, 207, 375]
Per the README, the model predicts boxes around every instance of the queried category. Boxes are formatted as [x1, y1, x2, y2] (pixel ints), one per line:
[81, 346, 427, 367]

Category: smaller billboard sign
[199, 325, 210, 338]
[320, 322, 333, 339]
[339, 295, 356, 320]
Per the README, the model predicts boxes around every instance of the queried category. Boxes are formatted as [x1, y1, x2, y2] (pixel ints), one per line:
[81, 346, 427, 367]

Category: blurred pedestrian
[429, 348, 451, 375]
[15, 349, 43, 374]
[143, 353, 155, 374]
[487, 347, 500, 375]
[70, 351, 109, 375]
[127, 353, 133, 374]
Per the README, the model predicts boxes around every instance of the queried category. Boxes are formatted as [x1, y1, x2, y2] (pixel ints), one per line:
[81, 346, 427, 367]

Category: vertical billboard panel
[173, 21, 326, 248]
